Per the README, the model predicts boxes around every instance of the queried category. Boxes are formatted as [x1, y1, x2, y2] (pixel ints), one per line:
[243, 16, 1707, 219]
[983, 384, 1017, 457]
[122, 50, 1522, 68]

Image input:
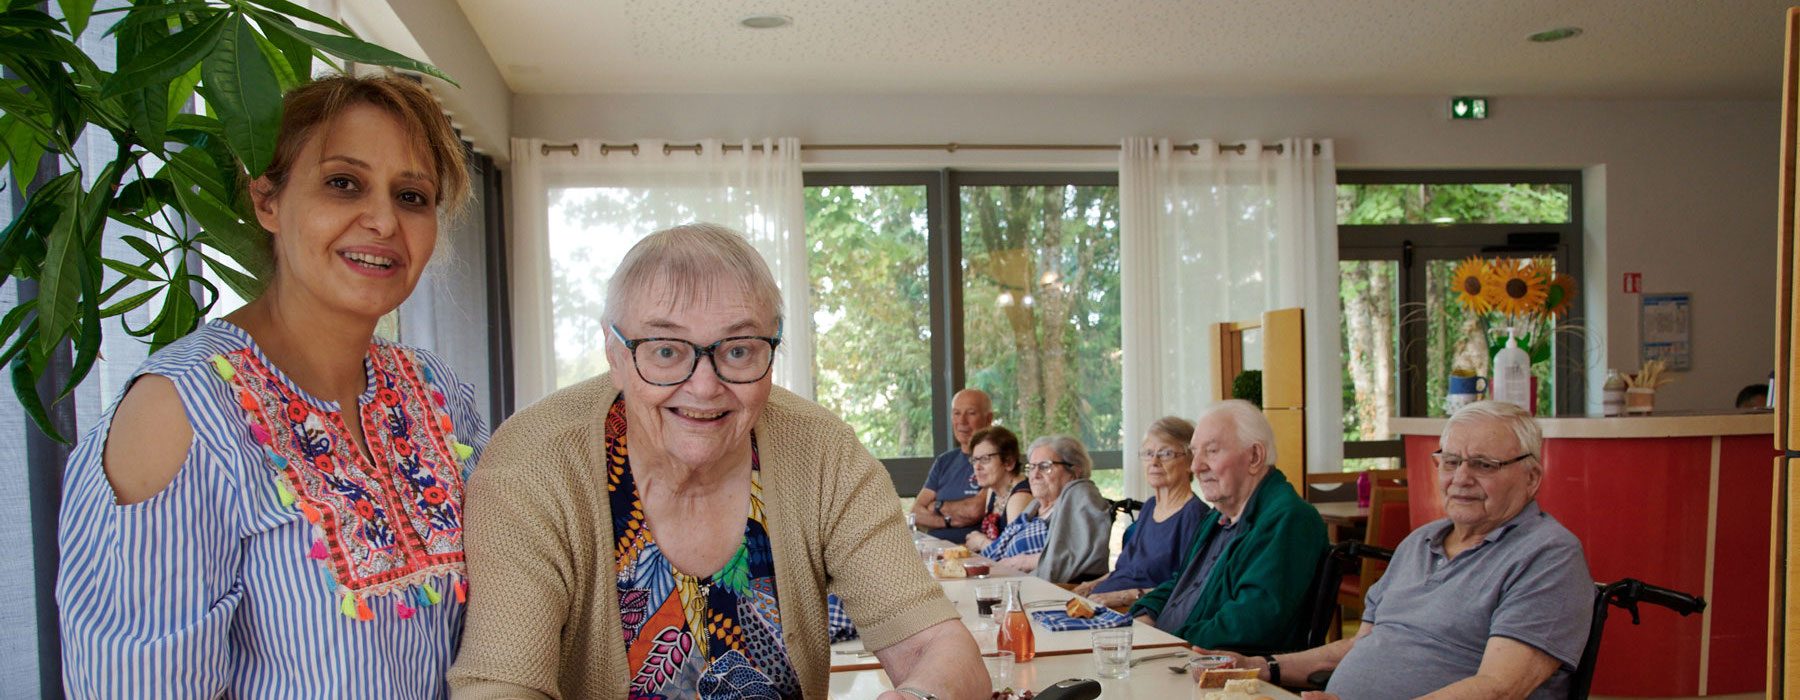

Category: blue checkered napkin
[828, 594, 859, 642]
[1029, 604, 1131, 631]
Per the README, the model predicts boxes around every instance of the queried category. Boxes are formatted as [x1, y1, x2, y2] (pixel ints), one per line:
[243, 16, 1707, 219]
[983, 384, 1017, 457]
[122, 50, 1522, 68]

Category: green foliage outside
[803, 183, 1124, 460]
[806, 185, 934, 458]
[1336, 183, 1572, 470]
[961, 185, 1122, 452]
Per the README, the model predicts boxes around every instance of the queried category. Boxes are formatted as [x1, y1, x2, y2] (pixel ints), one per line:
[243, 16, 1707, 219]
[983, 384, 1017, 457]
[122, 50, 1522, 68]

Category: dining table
[827, 535, 1302, 698]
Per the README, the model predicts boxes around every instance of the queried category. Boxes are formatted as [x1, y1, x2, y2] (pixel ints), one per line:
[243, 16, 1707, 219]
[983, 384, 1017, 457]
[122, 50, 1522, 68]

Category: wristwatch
[894, 688, 937, 700]
[932, 500, 949, 527]
[1262, 654, 1281, 685]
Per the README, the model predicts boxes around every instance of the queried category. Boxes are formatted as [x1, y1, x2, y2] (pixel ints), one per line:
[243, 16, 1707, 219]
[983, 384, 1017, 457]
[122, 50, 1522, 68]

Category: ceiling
[455, 0, 1793, 99]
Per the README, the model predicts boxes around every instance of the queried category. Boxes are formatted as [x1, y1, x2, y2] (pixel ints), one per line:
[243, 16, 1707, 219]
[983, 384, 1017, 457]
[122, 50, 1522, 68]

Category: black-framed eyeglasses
[970, 453, 1004, 466]
[609, 323, 782, 386]
[1138, 448, 1190, 463]
[1024, 460, 1073, 474]
[1431, 450, 1535, 475]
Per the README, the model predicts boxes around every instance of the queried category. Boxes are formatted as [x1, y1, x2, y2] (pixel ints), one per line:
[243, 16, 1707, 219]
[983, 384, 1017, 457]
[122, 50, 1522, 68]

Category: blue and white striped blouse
[56, 320, 488, 699]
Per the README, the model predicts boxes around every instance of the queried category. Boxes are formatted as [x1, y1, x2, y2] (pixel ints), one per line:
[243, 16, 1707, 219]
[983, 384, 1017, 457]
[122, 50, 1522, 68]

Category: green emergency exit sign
[1451, 96, 1489, 120]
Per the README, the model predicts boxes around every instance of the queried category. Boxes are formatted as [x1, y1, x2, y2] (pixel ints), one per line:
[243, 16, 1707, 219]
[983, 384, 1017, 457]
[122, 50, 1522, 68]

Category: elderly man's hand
[1190, 647, 1265, 678]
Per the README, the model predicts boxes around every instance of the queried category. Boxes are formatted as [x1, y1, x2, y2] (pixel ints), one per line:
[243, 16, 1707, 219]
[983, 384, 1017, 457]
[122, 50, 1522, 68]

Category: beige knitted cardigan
[447, 372, 956, 699]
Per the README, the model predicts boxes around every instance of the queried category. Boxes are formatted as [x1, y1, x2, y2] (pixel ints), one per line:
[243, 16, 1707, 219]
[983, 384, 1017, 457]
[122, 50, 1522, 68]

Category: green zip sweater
[1129, 468, 1326, 653]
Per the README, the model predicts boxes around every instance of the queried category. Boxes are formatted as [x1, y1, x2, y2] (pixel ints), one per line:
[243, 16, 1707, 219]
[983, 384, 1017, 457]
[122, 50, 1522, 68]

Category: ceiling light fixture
[1529, 27, 1582, 43]
[740, 14, 792, 29]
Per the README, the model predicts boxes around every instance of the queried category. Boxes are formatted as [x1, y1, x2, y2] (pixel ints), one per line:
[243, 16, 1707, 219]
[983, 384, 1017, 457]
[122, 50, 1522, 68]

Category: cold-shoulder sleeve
[56, 369, 247, 699]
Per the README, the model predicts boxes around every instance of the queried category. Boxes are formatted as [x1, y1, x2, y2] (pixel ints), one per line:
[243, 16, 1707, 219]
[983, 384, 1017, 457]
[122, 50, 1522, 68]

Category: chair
[1109, 498, 1144, 546]
[1336, 486, 1410, 624]
[1304, 541, 1394, 649]
[1568, 578, 1706, 700]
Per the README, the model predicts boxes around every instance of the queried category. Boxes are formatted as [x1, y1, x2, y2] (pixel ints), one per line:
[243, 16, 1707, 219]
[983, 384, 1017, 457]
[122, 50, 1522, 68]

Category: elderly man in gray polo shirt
[1198, 401, 1593, 699]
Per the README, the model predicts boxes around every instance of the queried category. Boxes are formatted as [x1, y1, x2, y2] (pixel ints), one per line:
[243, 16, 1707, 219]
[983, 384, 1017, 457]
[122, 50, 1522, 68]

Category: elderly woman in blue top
[1200, 401, 1594, 700]
[1073, 416, 1205, 609]
[1130, 400, 1325, 652]
[57, 74, 486, 698]
[982, 435, 1112, 583]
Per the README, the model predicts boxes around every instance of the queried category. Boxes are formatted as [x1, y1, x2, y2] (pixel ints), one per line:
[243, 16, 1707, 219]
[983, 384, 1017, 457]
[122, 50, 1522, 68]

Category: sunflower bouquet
[1449, 256, 1578, 366]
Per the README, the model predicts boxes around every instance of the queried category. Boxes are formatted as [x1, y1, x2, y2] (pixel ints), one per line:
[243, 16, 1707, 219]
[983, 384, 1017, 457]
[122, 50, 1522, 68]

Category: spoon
[1128, 650, 1187, 667]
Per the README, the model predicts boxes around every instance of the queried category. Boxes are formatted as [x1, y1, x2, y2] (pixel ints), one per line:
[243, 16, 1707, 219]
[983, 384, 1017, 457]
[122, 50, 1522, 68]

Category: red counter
[1391, 414, 1775, 697]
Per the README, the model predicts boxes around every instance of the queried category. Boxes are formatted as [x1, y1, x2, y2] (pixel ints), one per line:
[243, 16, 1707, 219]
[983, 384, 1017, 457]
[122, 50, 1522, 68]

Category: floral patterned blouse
[607, 397, 801, 699]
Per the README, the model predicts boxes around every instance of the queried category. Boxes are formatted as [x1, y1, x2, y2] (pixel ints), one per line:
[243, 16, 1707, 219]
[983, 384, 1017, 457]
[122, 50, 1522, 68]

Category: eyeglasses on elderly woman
[609, 323, 782, 386]
[1023, 460, 1073, 474]
[1431, 450, 1535, 475]
[1137, 448, 1190, 463]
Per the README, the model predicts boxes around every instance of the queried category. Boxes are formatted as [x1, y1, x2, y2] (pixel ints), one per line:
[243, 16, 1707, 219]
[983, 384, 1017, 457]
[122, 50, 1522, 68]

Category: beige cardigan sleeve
[813, 418, 959, 652]
[446, 406, 587, 699]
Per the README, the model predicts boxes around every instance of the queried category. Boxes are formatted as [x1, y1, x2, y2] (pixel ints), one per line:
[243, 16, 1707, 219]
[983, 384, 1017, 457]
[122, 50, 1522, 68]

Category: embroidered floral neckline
[209, 337, 473, 621]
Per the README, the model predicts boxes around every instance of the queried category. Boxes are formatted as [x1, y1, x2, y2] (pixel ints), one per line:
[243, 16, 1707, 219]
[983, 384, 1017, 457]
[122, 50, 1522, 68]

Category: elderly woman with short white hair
[450, 223, 984, 700]
[983, 435, 1112, 584]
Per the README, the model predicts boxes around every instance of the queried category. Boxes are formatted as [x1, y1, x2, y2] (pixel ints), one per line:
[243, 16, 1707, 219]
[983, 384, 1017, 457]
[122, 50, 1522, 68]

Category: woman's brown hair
[255, 72, 470, 217]
[969, 425, 1022, 477]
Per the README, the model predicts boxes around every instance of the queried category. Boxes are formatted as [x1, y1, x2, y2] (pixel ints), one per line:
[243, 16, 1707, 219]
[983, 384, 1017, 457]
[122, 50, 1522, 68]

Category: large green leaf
[57, 0, 94, 38]
[101, 257, 161, 281]
[174, 179, 272, 285]
[166, 60, 201, 122]
[0, 297, 33, 351]
[201, 16, 282, 176]
[244, 0, 353, 37]
[118, 15, 172, 151]
[32, 173, 82, 363]
[101, 1, 214, 37]
[0, 171, 75, 285]
[148, 267, 199, 350]
[0, 113, 49, 192]
[164, 142, 230, 201]
[248, 23, 297, 89]
[257, 17, 457, 86]
[100, 9, 227, 99]
[101, 284, 161, 317]
[258, 12, 312, 85]
[10, 354, 64, 443]
[58, 243, 102, 400]
[200, 250, 259, 301]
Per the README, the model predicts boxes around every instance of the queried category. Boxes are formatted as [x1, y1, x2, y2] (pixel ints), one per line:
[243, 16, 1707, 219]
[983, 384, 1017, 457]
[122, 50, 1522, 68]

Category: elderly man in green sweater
[1130, 399, 1326, 655]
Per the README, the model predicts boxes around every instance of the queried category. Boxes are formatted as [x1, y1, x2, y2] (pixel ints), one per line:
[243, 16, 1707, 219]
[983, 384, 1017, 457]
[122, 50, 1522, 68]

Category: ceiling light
[740, 14, 792, 29]
[1529, 27, 1582, 43]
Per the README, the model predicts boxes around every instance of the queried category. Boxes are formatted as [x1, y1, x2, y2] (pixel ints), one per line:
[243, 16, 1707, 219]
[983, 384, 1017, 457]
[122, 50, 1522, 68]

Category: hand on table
[1190, 647, 1266, 679]
[1070, 579, 1098, 596]
[997, 554, 1036, 572]
[964, 532, 992, 552]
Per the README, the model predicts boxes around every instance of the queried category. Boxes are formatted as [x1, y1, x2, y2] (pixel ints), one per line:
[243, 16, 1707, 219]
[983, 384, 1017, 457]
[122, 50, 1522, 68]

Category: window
[805, 172, 1123, 494]
[1337, 172, 1582, 470]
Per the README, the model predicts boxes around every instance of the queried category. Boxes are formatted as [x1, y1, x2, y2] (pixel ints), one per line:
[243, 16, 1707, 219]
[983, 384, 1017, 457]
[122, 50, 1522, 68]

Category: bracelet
[894, 687, 938, 700]
[1262, 654, 1281, 686]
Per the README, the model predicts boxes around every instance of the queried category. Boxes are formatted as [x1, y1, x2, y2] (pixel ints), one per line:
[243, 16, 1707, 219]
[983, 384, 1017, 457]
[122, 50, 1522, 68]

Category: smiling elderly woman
[449, 224, 982, 700]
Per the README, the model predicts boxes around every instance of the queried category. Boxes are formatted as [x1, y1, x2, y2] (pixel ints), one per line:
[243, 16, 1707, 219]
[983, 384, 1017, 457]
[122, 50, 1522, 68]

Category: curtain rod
[536, 141, 1320, 157]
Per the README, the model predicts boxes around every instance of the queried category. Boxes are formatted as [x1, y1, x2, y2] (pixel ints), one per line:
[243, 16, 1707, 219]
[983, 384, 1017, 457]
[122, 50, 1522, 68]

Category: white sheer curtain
[1119, 138, 1340, 497]
[509, 138, 809, 407]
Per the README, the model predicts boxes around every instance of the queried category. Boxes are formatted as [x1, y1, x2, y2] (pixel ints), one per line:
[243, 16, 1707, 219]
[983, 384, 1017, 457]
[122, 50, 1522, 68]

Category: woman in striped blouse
[56, 73, 486, 698]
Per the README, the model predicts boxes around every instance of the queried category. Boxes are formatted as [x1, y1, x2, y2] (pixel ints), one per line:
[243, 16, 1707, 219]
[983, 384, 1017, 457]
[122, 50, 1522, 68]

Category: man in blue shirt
[910, 388, 994, 541]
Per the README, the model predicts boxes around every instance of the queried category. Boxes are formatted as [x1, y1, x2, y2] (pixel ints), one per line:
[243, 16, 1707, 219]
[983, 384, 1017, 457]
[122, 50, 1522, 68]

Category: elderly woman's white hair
[1195, 399, 1278, 466]
[1442, 400, 1543, 468]
[1026, 435, 1094, 480]
[602, 222, 784, 330]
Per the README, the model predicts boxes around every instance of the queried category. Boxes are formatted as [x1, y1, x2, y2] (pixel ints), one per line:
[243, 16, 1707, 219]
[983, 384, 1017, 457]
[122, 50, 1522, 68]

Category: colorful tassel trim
[455, 579, 468, 604]
[209, 354, 235, 381]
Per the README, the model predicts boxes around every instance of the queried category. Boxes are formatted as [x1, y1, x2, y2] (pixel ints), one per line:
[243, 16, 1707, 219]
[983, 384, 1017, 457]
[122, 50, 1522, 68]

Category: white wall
[363, 0, 513, 161]
[514, 92, 1779, 413]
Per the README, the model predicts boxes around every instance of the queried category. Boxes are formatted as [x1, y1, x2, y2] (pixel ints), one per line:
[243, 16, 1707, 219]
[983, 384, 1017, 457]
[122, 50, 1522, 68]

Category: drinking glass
[980, 650, 1015, 690]
[966, 619, 999, 654]
[974, 581, 1005, 618]
[1090, 628, 1133, 679]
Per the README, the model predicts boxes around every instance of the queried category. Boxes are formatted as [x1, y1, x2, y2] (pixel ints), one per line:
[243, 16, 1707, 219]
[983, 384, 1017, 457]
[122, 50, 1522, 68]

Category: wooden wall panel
[1262, 308, 1306, 410]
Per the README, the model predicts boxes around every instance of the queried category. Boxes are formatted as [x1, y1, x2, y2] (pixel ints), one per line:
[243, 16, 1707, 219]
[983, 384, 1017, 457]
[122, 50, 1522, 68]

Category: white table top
[831, 569, 1188, 670]
[830, 653, 1301, 699]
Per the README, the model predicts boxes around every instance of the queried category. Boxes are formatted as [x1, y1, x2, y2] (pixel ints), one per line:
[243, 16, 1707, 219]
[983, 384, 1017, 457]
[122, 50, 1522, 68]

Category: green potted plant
[1232, 369, 1263, 408]
[0, 0, 454, 440]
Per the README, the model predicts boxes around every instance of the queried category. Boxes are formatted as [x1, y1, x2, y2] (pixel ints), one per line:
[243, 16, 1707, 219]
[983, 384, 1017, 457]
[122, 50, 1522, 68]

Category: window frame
[1337, 170, 1586, 464]
[804, 170, 1123, 494]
